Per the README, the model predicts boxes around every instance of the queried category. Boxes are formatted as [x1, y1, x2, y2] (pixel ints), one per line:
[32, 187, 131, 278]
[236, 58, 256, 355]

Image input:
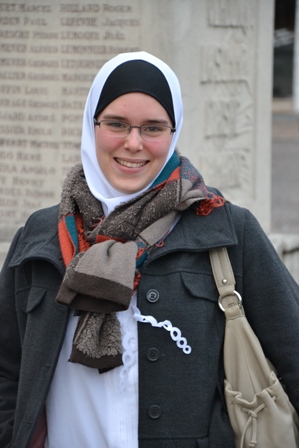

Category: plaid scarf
[56, 151, 225, 372]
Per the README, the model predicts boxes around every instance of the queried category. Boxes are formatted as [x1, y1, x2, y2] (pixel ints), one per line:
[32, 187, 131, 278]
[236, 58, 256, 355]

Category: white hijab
[81, 51, 183, 216]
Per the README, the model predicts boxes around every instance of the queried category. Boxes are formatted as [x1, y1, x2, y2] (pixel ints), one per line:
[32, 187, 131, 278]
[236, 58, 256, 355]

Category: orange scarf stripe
[154, 166, 180, 191]
[95, 234, 126, 244]
[58, 219, 77, 267]
[168, 165, 180, 181]
[58, 214, 91, 267]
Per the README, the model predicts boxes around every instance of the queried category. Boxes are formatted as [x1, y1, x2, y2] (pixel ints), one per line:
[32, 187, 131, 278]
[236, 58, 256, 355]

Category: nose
[124, 127, 143, 152]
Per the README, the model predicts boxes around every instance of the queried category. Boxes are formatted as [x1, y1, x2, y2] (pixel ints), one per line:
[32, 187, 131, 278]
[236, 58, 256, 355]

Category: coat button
[147, 348, 160, 361]
[146, 289, 159, 303]
[148, 405, 161, 419]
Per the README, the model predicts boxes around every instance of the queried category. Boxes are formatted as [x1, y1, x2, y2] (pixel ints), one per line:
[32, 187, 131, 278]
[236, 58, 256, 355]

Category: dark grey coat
[0, 202, 299, 448]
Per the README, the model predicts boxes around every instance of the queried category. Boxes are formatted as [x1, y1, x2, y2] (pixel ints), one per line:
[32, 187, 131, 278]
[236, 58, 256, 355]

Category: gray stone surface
[0, 0, 276, 267]
[271, 101, 299, 234]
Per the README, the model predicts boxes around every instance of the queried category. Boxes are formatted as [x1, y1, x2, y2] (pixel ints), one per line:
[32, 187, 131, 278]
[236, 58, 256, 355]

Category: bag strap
[209, 247, 235, 297]
[209, 247, 242, 312]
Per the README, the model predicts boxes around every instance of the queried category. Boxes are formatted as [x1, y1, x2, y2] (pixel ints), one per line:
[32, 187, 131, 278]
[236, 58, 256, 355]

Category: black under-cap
[93, 59, 175, 126]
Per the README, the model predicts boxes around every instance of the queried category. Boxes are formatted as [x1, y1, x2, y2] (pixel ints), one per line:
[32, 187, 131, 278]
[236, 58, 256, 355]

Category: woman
[0, 51, 298, 448]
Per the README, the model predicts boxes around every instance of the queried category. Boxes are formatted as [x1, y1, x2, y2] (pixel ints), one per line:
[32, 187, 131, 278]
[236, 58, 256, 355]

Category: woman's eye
[143, 125, 162, 133]
[107, 121, 127, 129]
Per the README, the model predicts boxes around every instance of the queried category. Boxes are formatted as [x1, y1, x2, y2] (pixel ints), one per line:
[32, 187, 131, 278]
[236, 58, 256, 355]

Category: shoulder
[8, 204, 61, 268]
[23, 204, 60, 232]
[204, 185, 263, 236]
[192, 193, 268, 252]
[226, 202, 269, 244]
[204, 185, 252, 228]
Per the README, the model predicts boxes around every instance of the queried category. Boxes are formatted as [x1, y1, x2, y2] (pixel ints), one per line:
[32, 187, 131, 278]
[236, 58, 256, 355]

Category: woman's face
[94, 92, 173, 194]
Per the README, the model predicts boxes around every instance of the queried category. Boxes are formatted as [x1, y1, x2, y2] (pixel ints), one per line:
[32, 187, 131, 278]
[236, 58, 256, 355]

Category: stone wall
[0, 0, 275, 267]
[270, 234, 299, 284]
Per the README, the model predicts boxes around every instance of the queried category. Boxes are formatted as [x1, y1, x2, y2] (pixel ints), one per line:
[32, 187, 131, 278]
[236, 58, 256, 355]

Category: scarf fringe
[195, 194, 226, 216]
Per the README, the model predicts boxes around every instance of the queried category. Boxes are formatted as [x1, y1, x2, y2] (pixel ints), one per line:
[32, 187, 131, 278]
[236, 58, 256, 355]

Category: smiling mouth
[115, 158, 148, 168]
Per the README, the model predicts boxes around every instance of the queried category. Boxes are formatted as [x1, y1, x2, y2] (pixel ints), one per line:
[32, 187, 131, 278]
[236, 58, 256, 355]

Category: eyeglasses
[94, 119, 176, 142]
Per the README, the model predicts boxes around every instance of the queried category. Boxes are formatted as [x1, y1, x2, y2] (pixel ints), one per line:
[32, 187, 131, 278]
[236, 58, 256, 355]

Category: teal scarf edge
[150, 151, 180, 188]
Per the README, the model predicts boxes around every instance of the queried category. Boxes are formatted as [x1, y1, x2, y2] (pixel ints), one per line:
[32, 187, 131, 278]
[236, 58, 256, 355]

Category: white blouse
[45, 278, 191, 447]
[45, 296, 139, 448]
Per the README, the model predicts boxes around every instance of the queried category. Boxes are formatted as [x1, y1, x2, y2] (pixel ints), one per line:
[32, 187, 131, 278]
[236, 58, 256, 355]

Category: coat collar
[9, 204, 65, 275]
[149, 202, 238, 260]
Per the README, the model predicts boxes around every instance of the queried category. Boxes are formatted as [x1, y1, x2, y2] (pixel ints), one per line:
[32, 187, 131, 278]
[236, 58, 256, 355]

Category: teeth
[116, 158, 146, 168]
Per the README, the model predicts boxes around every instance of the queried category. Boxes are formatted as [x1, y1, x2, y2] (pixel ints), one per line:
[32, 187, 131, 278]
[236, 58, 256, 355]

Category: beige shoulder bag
[209, 247, 299, 448]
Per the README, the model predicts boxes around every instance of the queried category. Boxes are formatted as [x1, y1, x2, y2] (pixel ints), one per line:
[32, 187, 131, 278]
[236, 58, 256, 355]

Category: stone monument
[0, 0, 275, 267]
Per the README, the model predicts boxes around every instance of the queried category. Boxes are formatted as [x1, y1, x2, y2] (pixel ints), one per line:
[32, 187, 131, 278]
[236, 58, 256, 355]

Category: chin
[116, 183, 146, 194]
[119, 187, 143, 194]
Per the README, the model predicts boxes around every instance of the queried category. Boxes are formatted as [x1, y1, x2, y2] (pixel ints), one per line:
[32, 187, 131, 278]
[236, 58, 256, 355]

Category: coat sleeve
[231, 207, 299, 414]
[0, 228, 23, 448]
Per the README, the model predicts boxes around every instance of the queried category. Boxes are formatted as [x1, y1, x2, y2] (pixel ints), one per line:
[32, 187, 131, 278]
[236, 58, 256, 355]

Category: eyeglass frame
[93, 118, 176, 140]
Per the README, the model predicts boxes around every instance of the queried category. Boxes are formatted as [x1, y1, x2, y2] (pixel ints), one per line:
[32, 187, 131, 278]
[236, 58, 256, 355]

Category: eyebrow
[101, 114, 170, 125]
